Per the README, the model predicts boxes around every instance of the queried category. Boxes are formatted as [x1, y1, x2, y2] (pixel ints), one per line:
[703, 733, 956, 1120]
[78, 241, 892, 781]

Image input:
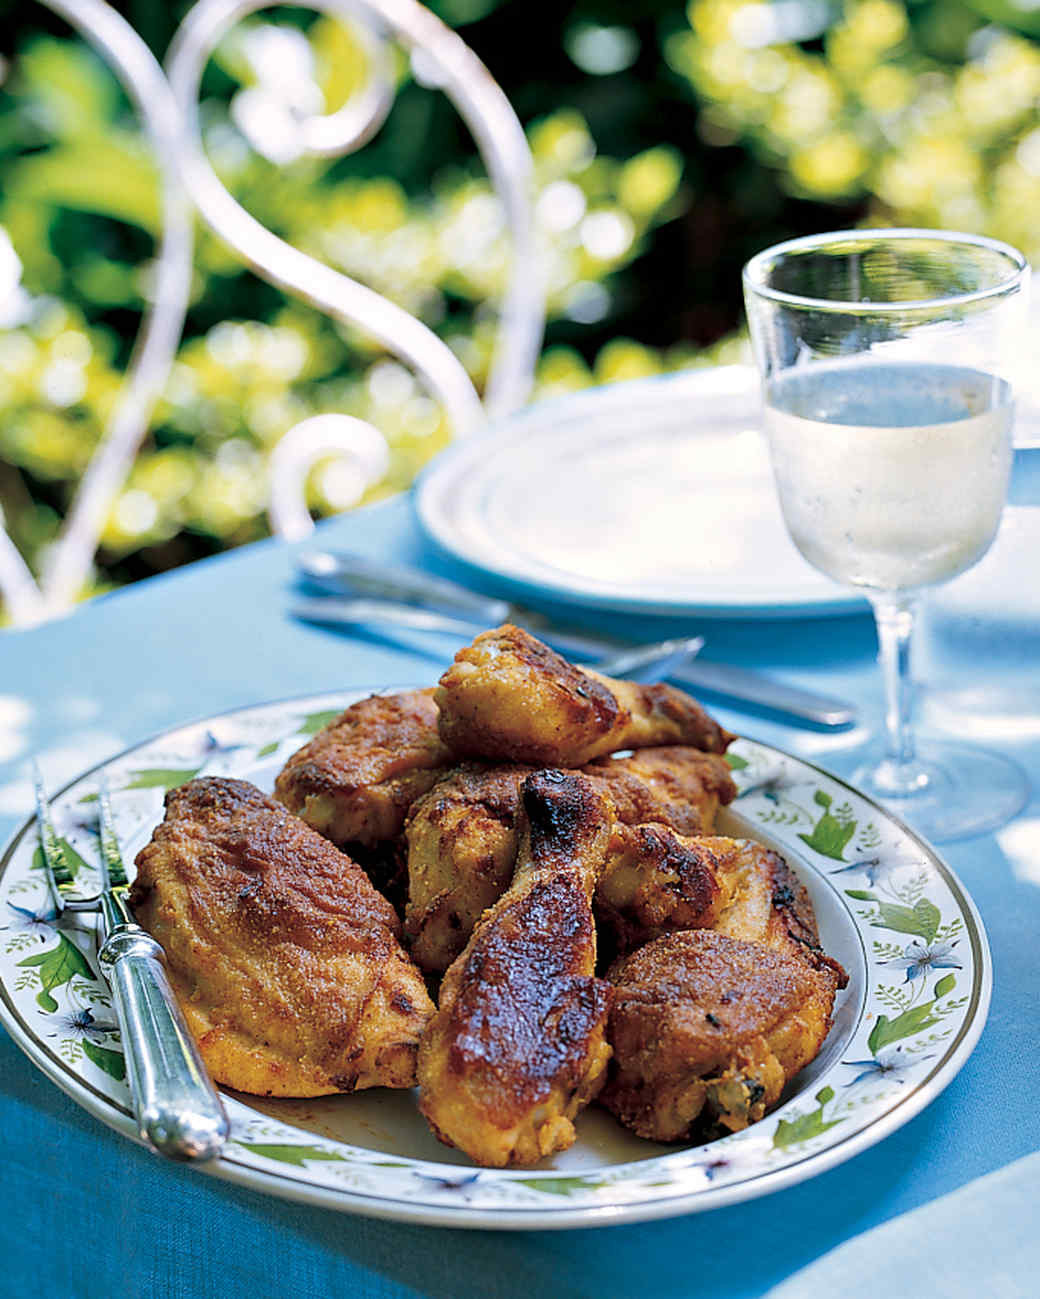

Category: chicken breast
[404, 747, 737, 973]
[274, 689, 454, 847]
[130, 777, 434, 1097]
[602, 928, 844, 1142]
[435, 624, 733, 766]
[417, 769, 614, 1167]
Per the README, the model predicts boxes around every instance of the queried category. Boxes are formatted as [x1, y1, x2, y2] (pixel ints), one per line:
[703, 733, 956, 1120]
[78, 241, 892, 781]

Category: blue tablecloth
[2, 493, 1038, 1298]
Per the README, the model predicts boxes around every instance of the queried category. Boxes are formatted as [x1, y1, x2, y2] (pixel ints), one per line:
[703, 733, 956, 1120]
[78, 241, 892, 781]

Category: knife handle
[297, 550, 512, 622]
[98, 926, 229, 1162]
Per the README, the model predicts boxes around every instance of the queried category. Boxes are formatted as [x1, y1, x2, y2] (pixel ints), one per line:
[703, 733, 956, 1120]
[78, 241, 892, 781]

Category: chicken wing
[711, 837, 848, 979]
[594, 827, 731, 961]
[417, 769, 613, 1167]
[435, 624, 733, 766]
[404, 747, 737, 973]
[274, 689, 454, 848]
[130, 777, 434, 1097]
[602, 928, 843, 1142]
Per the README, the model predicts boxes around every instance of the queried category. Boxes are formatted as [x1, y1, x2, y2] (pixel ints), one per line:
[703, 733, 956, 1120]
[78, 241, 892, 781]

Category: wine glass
[742, 228, 1030, 843]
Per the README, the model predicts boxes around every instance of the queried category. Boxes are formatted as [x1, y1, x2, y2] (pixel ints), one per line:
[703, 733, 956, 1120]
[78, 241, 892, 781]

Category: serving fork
[34, 768, 228, 1162]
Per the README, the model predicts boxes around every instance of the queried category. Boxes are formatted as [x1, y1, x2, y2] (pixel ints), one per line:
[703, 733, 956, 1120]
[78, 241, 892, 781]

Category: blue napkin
[763, 1150, 1040, 1299]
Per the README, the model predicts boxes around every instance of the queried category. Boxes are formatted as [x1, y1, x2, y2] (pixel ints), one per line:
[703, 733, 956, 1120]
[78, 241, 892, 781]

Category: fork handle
[98, 927, 229, 1162]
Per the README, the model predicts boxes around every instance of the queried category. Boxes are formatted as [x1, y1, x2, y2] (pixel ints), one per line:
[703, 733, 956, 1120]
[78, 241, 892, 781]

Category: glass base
[843, 740, 1029, 844]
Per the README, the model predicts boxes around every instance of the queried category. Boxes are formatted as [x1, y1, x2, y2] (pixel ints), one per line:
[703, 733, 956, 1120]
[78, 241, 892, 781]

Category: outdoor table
[2, 491, 1037, 1298]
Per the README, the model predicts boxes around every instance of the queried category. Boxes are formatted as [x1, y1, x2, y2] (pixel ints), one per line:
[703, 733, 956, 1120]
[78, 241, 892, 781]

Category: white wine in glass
[743, 229, 1030, 843]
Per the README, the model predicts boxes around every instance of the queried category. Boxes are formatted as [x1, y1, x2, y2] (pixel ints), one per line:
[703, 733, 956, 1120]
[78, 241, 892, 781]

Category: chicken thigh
[602, 928, 844, 1142]
[274, 689, 454, 847]
[131, 777, 434, 1097]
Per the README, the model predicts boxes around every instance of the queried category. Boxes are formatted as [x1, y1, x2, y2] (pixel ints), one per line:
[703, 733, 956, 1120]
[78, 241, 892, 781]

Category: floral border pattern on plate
[0, 693, 985, 1220]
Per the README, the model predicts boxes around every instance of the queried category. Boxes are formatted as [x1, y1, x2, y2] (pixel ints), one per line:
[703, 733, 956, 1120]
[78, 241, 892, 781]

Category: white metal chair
[1, 0, 543, 624]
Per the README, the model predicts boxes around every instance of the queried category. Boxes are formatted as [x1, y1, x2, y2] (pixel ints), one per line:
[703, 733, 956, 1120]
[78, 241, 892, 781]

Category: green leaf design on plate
[236, 1142, 346, 1167]
[773, 1087, 844, 1150]
[17, 933, 94, 1012]
[845, 889, 878, 901]
[512, 1177, 603, 1197]
[297, 710, 342, 736]
[79, 768, 202, 802]
[82, 1039, 126, 1080]
[256, 740, 280, 758]
[870, 899, 941, 942]
[123, 767, 202, 791]
[912, 898, 941, 944]
[725, 753, 749, 771]
[797, 790, 857, 861]
[867, 1001, 942, 1054]
[32, 839, 91, 879]
[934, 973, 957, 999]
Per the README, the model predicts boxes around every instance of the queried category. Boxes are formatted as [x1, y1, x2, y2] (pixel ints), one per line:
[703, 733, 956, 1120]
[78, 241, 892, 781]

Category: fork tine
[32, 762, 76, 911]
[97, 773, 128, 891]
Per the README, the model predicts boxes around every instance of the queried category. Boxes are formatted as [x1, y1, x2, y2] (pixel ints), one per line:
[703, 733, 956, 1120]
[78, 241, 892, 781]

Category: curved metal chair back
[1, 0, 542, 623]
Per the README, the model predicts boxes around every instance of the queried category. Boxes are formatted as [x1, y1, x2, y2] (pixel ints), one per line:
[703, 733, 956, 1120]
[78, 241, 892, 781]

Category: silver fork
[34, 767, 229, 1162]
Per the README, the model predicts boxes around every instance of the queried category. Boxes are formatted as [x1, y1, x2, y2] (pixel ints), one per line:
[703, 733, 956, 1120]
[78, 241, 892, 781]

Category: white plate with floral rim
[0, 690, 989, 1229]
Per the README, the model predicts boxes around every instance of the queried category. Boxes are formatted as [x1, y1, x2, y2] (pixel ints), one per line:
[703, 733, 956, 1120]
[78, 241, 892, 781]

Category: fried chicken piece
[404, 747, 737, 973]
[131, 777, 434, 1098]
[274, 689, 454, 847]
[602, 929, 843, 1142]
[435, 624, 733, 766]
[405, 761, 528, 974]
[583, 746, 736, 837]
[417, 770, 614, 1167]
[711, 837, 848, 980]
[594, 828, 731, 961]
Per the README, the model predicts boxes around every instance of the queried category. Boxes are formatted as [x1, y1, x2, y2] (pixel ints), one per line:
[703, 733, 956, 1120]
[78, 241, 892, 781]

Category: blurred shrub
[0, 18, 697, 610]
[0, 0, 1036, 618]
[670, 0, 1040, 255]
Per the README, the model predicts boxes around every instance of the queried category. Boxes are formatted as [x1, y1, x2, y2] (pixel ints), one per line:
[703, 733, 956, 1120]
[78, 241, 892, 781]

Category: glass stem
[869, 594, 921, 782]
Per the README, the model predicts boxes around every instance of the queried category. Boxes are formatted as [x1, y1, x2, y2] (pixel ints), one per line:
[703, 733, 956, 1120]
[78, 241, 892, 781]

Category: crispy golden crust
[404, 748, 738, 973]
[582, 747, 736, 836]
[712, 838, 849, 983]
[404, 761, 529, 973]
[586, 675, 735, 758]
[595, 827, 726, 960]
[417, 770, 613, 1167]
[435, 624, 733, 766]
[130, 777, 434, 1097]
[603, 929, 842, 1142]
[273, 689, 454, 847]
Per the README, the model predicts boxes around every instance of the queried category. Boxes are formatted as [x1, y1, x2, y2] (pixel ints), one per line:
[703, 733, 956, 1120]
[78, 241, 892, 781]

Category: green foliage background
[0, 0, 1036, 616]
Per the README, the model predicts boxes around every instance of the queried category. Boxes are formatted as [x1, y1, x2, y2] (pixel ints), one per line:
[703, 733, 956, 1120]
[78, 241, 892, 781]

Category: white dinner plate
[0, 691, 988, 1228]
[414, 367, 865, 618]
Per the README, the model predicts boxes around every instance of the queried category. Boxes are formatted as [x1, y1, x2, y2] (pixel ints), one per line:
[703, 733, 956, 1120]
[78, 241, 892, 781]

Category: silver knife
[293, 552, 857, 728]
[34, 768, 229, 1161]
